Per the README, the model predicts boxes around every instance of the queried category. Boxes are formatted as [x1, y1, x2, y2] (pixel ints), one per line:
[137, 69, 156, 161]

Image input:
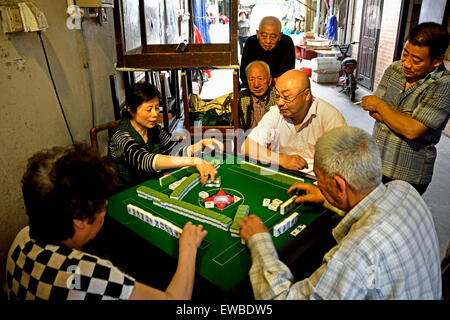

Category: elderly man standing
[240, 69, 345, 175]
[239, 126, 442, 300]
[240, 16, 295, 88]
[361, 22, 450, 195]
[238, 60, 277, 130]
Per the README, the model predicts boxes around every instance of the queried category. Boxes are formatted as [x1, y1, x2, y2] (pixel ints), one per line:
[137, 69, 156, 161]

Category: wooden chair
[181, 70, 239, 154]
[89, 120, 121, 154]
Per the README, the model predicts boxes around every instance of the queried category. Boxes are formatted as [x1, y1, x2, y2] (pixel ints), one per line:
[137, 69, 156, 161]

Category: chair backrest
[90, 120, 121, 154]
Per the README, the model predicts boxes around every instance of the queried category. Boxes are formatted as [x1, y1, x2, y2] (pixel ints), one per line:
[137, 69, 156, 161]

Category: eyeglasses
[258, 32, 280, 41]
[275, 87, 308, 103]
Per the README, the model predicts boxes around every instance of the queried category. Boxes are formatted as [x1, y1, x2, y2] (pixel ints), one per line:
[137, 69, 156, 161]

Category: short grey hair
[259, 16, 282, 31]
[314, 126, 382, 191]
[245, 60, 271, 78]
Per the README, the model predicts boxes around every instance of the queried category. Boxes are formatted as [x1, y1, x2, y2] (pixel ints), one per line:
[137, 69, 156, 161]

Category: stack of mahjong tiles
[170, 173, 200, 200]
[263, 196, 298, 214]
[168, 176, 188, 191]
[159, 159, 222, 187]
[127, 204, 183, 238]
[229, 205, 250, 237]
[268, 198, 283, 211]
[205, 176, 221, 187]
[273, 212, 299, 237]
[240, 161, 304, 186]
[136, 185, 232, 231]
[279, 195, 298, 215]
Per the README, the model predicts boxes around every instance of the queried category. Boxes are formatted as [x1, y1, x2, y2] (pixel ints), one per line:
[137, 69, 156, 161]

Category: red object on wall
[300, 67, 312, 77]
[295, 45, 318, 61]
[193, 25, 212, 79]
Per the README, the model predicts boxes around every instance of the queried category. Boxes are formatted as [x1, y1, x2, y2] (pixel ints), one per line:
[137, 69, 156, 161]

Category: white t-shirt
[248, 97, 346, 174]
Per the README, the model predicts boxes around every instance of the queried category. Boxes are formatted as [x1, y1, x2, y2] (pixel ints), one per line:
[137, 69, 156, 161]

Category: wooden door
[357, 0, 383, 90]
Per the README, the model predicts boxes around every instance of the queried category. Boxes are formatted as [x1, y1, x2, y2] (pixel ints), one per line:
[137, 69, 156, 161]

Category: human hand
[361, 95, 384, 113]
[238, 215, 269, 242]
[194, 158, 218, 185]
[179, 221, 208, 252]
[279, 154, 308, 171]
[202, 138, 224, 154]
[288, 182, 325, 204]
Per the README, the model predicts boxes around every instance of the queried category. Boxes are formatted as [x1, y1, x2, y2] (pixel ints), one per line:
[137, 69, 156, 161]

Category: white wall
[418, 0, 447, 24]
[0, 0, 119, 291]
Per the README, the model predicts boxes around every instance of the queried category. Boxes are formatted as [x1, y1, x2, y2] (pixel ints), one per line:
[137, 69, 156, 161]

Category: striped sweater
[108, 118, 189, 190]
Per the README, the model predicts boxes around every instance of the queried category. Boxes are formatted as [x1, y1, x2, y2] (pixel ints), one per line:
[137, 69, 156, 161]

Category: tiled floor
[199, 67, 450, 260]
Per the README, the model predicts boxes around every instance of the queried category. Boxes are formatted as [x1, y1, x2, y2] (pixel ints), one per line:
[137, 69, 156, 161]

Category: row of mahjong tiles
[136, 185, 232, 230]
[135, 159, 306, 238]
[135, 176, 303, 240]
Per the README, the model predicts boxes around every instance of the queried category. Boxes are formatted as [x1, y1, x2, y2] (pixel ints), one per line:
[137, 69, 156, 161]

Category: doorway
[357, 0, 383, 90]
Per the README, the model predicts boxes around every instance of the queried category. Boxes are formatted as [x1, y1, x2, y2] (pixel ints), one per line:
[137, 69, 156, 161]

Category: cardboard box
[306, 39, 332, 50]
[311, 57, 341, 73]
[312, 71, 339, 84]
[299, 32, 315, 45]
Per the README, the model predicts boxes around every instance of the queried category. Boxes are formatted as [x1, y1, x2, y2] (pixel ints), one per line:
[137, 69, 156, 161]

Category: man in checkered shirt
[362, 22, 450, 195]
[6, 144, 207, 300]
[239, 126, 442, 299]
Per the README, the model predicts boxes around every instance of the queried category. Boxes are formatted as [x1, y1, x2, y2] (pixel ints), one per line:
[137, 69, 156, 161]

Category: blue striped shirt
[373, 61, 450, 184]
[247, 181, 442, 299]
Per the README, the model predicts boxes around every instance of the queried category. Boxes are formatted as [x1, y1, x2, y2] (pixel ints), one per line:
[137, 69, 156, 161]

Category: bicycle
[330, 42, 359, 101]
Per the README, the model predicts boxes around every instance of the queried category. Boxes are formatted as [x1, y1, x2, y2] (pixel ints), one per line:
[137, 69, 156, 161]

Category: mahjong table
[105, 153, 340, 294]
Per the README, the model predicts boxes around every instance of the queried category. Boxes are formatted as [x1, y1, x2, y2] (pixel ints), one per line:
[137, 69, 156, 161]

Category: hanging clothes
[327, 15, 338, 41]
[192, 24, 212, 79]
[192, 0, 211, 44]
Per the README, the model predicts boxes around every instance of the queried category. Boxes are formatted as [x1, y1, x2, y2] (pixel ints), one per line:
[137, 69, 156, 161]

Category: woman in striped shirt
[108, 82, 222, 190]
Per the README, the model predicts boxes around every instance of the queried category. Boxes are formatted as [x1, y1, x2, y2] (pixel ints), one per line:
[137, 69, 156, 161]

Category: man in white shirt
[240, 69, 346, 175]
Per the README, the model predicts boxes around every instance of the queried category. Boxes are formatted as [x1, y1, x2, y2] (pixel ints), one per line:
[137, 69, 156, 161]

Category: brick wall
[350, 1, 450, 136]
[373, 1, 402, 90]
[351, 0, 402, 91]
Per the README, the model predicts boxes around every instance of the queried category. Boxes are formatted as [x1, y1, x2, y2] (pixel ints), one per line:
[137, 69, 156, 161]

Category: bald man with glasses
[240, 70, 346, 175]
[240, 16, 295, 88]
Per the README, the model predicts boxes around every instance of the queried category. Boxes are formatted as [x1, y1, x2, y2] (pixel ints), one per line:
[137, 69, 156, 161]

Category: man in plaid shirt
[239, 126, 441, 299]
[362, 22, 450, 195]
[238, 60, 277, 130]
[6, 144, 207, 300]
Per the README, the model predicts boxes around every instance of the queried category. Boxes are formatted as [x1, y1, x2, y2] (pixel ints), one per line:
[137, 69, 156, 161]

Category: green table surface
[106, 154, 323, 292]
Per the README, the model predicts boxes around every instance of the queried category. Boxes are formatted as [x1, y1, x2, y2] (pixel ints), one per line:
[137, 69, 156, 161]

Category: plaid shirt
[6, 227, 135, 300]
[108, 118, 189, 190]
[251, 95, 271, 128]
[238, 87, 277, 130]
[373, 61, 450, 184]
[247, 181, 442, 299]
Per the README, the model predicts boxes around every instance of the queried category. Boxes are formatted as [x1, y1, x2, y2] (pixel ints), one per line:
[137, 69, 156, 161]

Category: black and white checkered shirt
[6, 227, 135, 300]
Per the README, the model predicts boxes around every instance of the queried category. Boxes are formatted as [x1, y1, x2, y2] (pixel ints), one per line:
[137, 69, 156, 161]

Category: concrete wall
[350, 0, 362, 60]
[0, 0, 119, 292]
